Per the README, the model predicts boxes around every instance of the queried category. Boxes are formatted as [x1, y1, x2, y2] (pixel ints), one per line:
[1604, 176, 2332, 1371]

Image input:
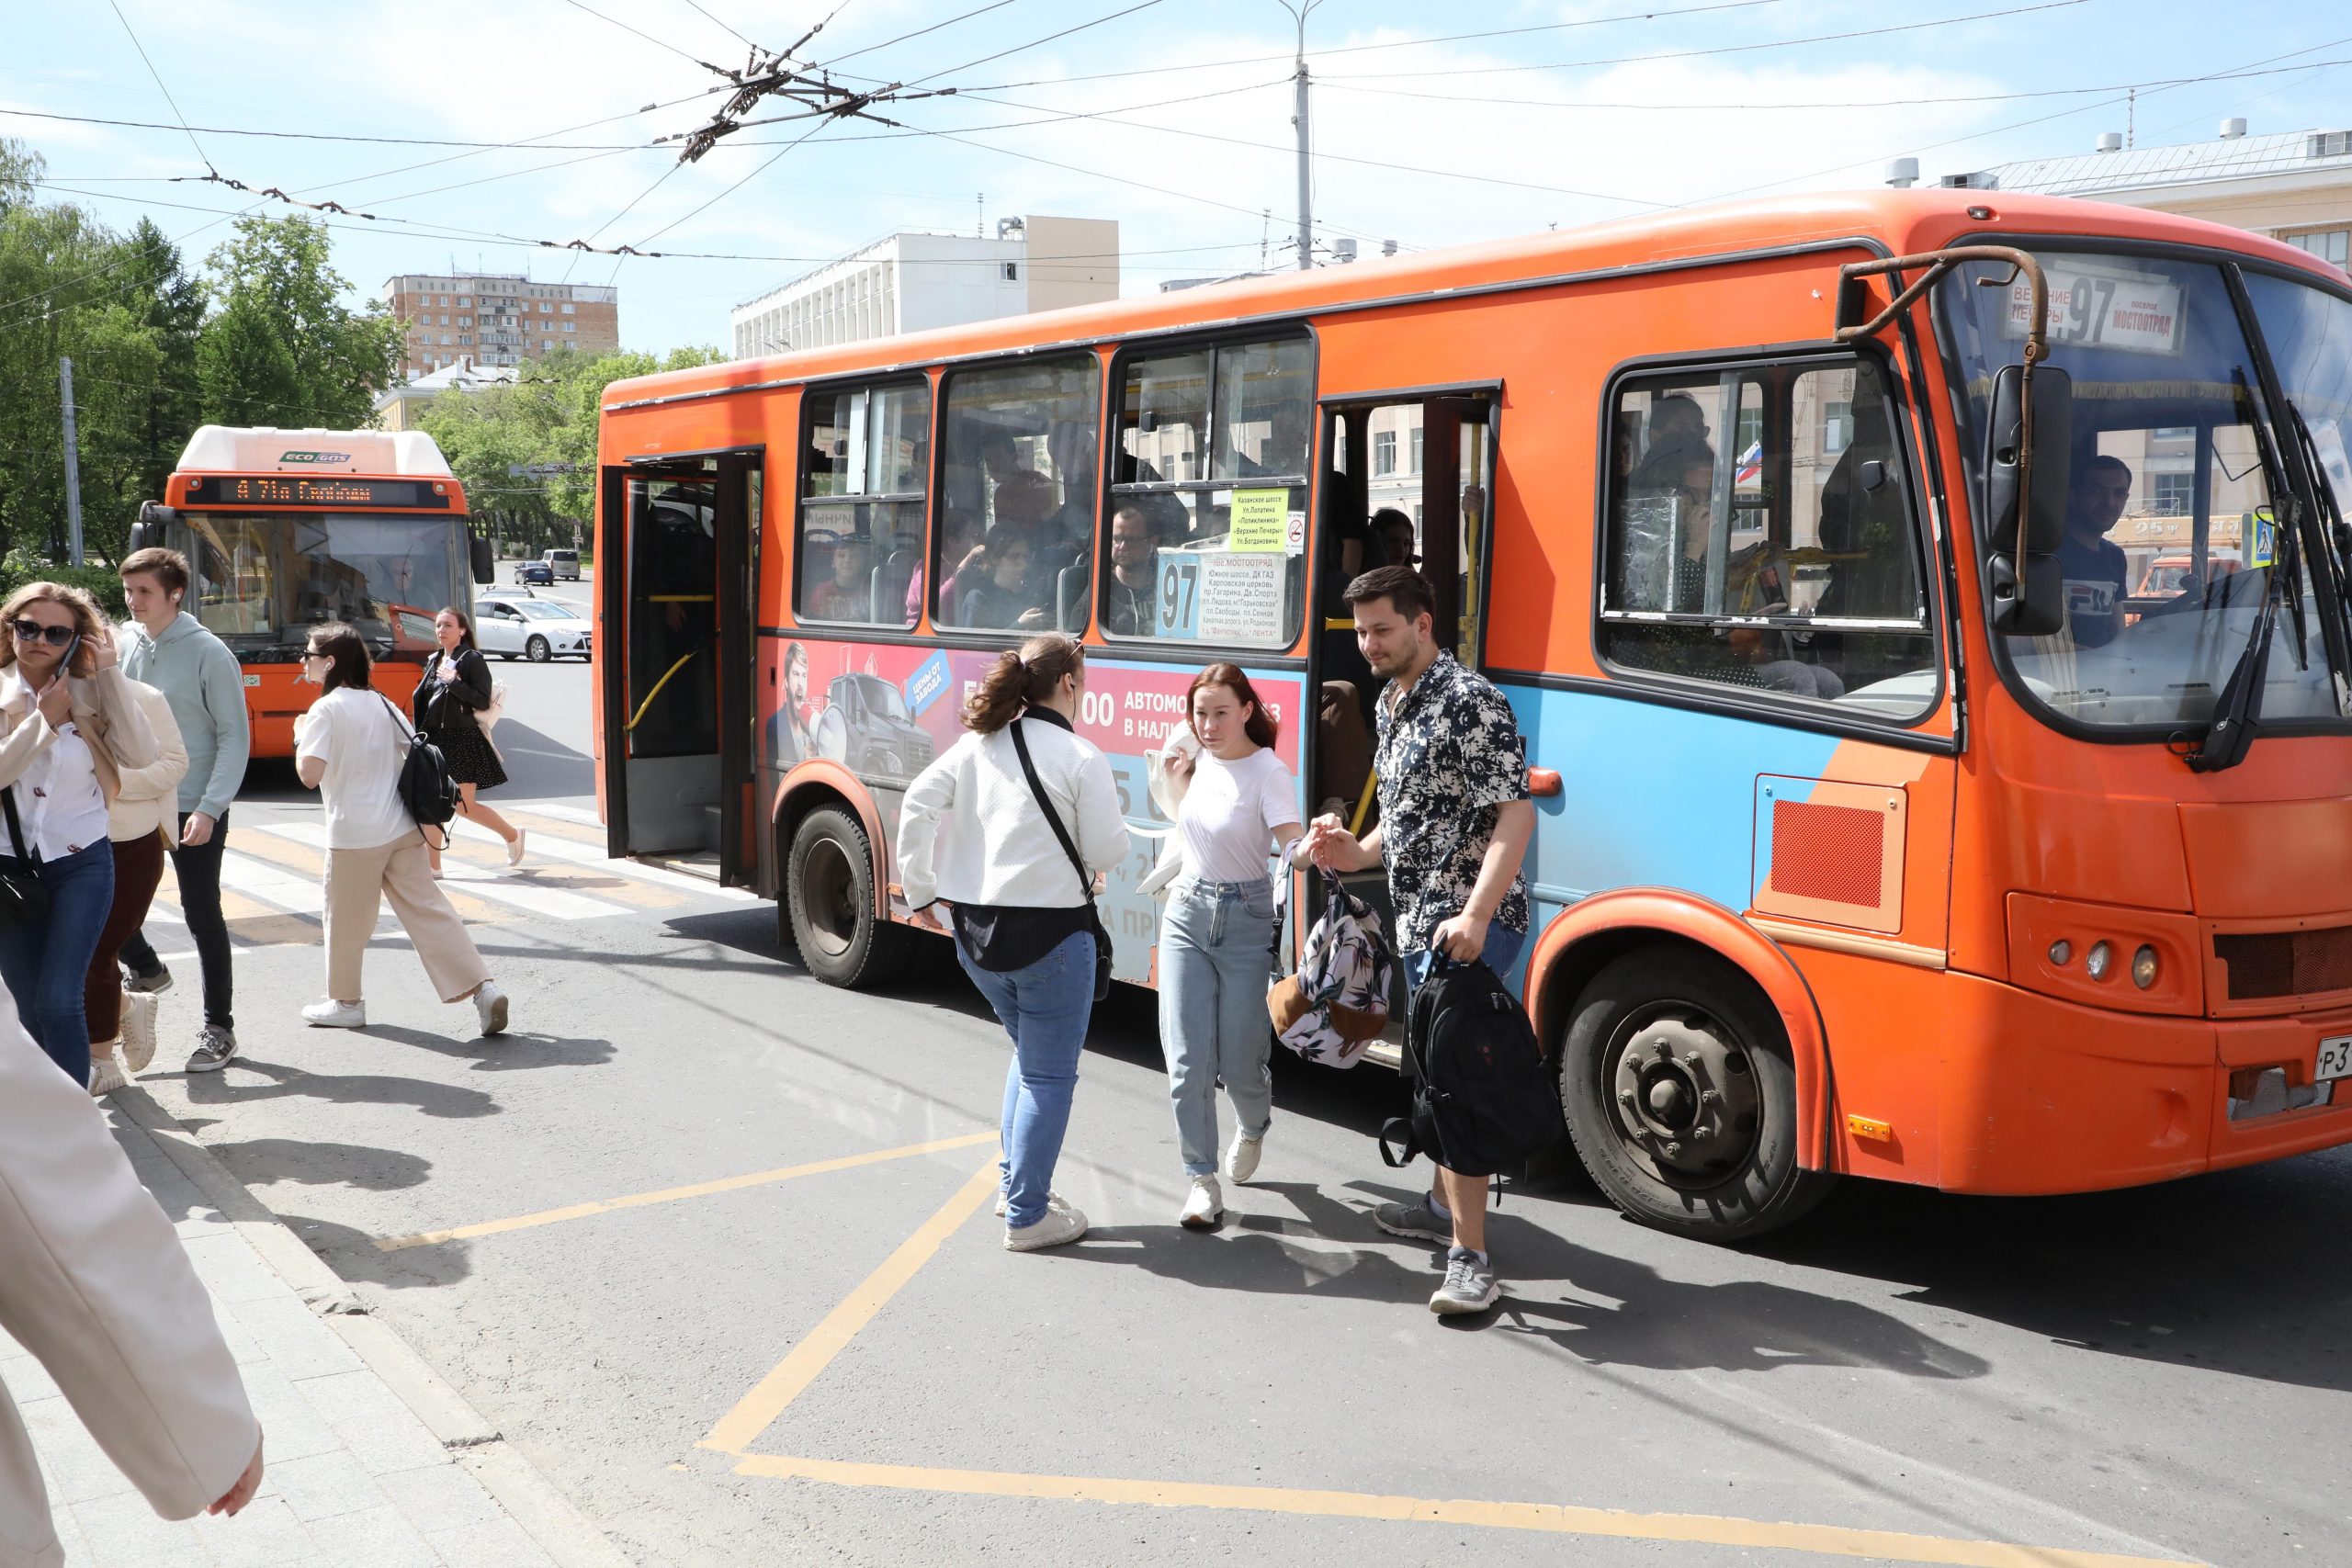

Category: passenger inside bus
[2057, 455, 2134, 649]
[1373, 507, 1418, 570]
[804, 536, 872, 623]
[1102, 504, 1159, 637]
[1630, 392, 1715, 494]
[958, 535, 1046, 630]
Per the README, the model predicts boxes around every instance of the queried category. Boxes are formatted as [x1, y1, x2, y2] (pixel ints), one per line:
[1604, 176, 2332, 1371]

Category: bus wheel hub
[1612, 1014, 1761, 1179]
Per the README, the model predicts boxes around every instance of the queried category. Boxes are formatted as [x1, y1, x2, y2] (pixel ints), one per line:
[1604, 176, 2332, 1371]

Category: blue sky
[5, 1, 2346, 353]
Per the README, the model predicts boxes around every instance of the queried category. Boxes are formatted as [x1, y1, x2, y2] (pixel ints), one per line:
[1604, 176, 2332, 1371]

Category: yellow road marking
[727, 1457, 2199, 1568]
[376, 1133, 996, 1254]
[701, 1158, 999, 1456]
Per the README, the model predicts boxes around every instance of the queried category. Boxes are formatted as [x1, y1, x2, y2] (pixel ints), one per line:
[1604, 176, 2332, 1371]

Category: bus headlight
[2132, 945, 2159, 989]
[2047, 940, 2072, 966]
[2085, 941, 2114, 981]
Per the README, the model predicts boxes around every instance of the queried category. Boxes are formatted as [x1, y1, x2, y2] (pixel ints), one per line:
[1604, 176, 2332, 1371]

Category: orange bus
[593, 189, 2352, 1240]
[132, 427, 494, 756]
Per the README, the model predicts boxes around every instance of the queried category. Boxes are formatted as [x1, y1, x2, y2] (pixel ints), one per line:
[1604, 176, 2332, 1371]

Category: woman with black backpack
[415, 608, 523, 876]
[293, 624, 509, 1038]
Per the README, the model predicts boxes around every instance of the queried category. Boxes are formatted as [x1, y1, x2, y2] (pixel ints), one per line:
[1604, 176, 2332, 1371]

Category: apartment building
[729, 215, 1119, 359]
[382, 273, 621, 379]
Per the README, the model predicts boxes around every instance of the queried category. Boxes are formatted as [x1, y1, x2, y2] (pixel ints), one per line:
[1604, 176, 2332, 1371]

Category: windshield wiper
[2188, 374, 2306, 773]
[2287, 400, 2352, 716]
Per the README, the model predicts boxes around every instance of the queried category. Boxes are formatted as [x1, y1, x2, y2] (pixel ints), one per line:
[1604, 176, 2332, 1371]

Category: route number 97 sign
[2007, 262, 2185, 355]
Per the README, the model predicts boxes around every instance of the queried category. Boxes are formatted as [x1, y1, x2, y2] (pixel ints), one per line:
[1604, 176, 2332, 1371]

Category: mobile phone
[54, 633, 80, 683]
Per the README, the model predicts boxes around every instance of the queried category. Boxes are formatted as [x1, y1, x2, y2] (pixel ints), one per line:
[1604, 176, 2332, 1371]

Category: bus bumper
[1926, 971, 2352, 1194]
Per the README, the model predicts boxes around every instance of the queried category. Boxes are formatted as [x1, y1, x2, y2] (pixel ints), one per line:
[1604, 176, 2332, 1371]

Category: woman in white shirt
[898, 634, 1128, 1253]
[0, 582, 160, 1087]
[292, 624, 508, 1037]
[1156, 663, 1305, 1229]
[85, 647, 188, 1096]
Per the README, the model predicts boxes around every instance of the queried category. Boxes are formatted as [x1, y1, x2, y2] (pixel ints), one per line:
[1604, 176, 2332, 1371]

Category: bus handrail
[627, 649, 700, 732]
[1835, 244, 2049, 561]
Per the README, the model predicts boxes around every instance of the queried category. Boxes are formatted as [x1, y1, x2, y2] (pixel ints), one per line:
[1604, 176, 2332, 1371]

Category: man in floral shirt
[1306, 565, 1534, 1316]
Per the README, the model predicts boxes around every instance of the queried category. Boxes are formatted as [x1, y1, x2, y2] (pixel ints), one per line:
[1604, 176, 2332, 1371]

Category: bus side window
[796, 381, 927, 628]
[1599, 357, 1934, 719]
[933, 355, 1100, 633]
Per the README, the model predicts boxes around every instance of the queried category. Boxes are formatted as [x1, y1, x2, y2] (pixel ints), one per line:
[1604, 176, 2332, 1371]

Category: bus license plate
[2318, 1035, 2352, 1084]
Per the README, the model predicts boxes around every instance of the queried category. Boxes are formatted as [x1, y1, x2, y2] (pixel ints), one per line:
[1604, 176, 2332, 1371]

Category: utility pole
[59, 356, 84, 566]
[1277, 1, 1324, 271]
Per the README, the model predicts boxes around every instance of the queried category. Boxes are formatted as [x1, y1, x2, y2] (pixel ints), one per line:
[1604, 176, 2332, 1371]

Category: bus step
[631, 852, 724, 884]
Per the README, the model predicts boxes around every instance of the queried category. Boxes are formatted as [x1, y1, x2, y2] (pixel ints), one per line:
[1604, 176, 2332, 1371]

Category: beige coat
[0, 985, 259, 1568]
[0, 663, 162, 810]
[107, 681, 187, 844]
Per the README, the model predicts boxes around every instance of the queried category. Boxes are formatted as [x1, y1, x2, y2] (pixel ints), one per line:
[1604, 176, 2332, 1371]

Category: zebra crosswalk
[141, 804, 755, 950]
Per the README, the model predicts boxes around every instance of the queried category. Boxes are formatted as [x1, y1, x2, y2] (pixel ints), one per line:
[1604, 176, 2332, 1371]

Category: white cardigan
[898, 715, 1129, 913]
[107, 681, 188, 844]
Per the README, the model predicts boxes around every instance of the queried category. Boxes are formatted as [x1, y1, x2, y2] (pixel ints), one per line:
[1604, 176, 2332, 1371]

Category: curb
[117, 1087, 636, 1568]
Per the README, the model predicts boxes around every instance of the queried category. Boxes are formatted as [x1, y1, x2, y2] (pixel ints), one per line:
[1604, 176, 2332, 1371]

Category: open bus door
[599, 452, 762, 885]
[1308, 391, 1499, 1055]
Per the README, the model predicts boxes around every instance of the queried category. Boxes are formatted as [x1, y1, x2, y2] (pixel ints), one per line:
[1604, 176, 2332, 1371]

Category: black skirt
[425, 718, 507, 789]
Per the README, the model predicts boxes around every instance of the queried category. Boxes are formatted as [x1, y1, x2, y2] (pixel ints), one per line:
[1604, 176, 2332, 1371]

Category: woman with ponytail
[898, 634, 1128, 1252]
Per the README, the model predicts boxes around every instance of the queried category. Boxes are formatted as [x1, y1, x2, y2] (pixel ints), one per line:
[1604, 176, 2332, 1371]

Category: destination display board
[181, 476, 455, 509]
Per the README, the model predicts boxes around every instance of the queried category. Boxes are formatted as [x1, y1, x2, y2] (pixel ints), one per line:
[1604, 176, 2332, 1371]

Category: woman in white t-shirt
[1156, 663, 1305, 1229]
[291, 625, 508, 1037]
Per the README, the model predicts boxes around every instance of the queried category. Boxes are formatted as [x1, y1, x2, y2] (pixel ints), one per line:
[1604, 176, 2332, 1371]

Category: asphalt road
[134, 592, 2350, 1567]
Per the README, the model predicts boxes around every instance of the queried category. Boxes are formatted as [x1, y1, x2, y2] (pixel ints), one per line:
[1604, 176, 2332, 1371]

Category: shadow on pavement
[202, 1136, 433, 1193]
[479, 718, 593, 798]
[365, 1021, 616, 1073]
[284, 1211, 472, 1292]
[175, 1057, 502, 1119]
[1752, 1151, 2352, 1392]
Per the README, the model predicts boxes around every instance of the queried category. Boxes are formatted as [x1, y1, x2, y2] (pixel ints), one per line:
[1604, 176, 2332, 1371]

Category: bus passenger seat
[1316, 680, 1374, 822]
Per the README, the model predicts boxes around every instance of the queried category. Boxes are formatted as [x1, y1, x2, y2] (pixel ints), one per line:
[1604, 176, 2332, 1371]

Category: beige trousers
[322, 836, 490, 1004]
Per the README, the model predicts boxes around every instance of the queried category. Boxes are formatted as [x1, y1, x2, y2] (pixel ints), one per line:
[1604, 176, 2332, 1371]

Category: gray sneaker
[1373, 1193, 1453, 1244]
[122, 964, 174, 996]
[1430, 1247, 1500, 1315]
[184, 1025, 238, 1074]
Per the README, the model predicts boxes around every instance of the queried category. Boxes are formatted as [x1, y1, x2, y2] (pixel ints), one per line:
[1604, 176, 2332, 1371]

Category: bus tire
[1559, 948, 1832, 1243]
[525, 635, 551, 663]
[786, 807, 904, 989]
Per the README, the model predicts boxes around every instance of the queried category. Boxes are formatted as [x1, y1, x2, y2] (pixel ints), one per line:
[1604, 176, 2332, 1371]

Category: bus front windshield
[187, 512, 462, 653]
[1943, 251, 2346, 733]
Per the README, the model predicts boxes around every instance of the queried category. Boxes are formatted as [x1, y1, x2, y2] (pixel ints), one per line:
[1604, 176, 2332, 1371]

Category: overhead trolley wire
[103, 0, 216, 176]
[820, 0, 1028, 69]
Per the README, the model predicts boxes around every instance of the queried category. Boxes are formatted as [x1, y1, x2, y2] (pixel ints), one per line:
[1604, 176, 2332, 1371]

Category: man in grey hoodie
[115, 548, 249, 1073]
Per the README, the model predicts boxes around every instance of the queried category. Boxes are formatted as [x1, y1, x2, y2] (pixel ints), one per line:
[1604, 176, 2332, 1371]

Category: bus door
[600, 451, 762, 885]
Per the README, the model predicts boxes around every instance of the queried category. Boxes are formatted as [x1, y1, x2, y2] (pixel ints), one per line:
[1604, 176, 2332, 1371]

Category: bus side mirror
[1984, 365, 2072, 636]
[128, 502, 175, 555]
[470, 536, 494, 585]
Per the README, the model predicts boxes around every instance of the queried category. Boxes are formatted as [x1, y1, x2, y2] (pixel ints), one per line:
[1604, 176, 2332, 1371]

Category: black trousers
[118, 807, 234, 1030]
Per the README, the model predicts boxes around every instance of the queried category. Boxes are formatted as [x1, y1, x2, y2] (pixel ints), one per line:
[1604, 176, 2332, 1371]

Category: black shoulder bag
[0, 786, 49, 929]
[1009, 718, 1114, 1000]
[378, 694, 460, 848]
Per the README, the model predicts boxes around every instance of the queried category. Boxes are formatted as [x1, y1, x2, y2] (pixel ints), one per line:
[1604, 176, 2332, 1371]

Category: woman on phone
[0, 582, 160, 1085]
[415, 608, 522, 875]
[295, 624, 508, 1037]
[1155, 664, 1304, 1228]
[897, 634, 1127, 1252]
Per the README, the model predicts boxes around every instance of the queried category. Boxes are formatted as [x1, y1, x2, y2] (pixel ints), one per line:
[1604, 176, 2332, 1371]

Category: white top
[897, 716, 1129, 912]
[295, 686, 417, 851]
[12, 719, 108, 862]
[1175, 746, 1299, 885]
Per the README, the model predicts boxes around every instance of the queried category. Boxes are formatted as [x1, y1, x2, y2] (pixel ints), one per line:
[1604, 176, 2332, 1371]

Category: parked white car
[472, 593, 592, 662]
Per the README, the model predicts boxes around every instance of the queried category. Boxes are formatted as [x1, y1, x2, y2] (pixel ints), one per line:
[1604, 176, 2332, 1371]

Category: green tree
[197, 213, 398, 430]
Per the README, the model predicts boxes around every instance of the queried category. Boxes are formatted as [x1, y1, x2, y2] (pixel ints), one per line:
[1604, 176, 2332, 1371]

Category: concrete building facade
[381, 273, 620, 379]
[370, 360, 520, 432]
[729, 216, 1119, 359]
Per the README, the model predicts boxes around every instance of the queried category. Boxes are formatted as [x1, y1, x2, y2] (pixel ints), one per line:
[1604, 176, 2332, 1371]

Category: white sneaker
[506, 829, 526, 867]
[473, 980, 509, 1037]
[1225, 1130, 1263, 1184]
[1179, 1174, 1223, 1230]
[1004, 1203, 1088, 1252]
[302, 998, 367, 1029]
[119, 988, 159, 1074]
[994, 1190, 1069, 1219]
[88, 1056, 128, 1098]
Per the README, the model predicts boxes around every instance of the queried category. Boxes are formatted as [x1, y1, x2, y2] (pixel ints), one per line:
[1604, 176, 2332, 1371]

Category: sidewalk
[2, 1090, 630, 1568]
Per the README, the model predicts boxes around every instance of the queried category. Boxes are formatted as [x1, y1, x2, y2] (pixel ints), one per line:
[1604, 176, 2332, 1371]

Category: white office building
[729, 216, 1120, 359]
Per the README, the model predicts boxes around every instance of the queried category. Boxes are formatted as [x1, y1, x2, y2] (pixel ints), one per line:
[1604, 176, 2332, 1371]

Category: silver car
[472, 595, 592, 662]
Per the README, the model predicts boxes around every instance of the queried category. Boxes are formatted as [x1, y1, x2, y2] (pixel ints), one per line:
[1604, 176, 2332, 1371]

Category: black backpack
[1379, 956, 1558, 1179]
[379, 694, 458, 844]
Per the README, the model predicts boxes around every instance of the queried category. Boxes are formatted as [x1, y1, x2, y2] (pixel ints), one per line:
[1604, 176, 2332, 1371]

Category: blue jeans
[1157, 876, 1278, 1176]
[1403, 920, 1527, 993]
[959, 931, 1098, 1229]
[0, 841, 117, 1085]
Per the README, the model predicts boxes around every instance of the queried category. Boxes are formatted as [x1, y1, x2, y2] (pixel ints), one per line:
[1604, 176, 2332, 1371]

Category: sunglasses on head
[9, 620, 74, 648]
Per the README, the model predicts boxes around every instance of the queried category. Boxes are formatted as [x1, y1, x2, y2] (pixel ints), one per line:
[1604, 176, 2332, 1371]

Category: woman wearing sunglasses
[0, 582, 160, 1086]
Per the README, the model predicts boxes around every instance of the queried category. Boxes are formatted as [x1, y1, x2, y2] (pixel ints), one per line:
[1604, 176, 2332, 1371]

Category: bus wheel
[1559, 949, 1832, 1242]
[525, 635, 551, 663]
[786, 807, 903, 988]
